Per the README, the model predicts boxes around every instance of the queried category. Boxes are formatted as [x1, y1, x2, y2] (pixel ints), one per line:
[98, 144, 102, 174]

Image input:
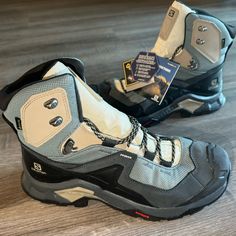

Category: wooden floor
[0, 0, 236, 235]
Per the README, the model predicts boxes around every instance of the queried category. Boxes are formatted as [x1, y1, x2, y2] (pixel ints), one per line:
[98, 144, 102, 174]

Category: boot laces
[84, 116, 176, 166]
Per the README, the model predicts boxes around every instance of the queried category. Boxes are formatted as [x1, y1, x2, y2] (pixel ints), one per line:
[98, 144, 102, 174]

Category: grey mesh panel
[4, 75, 81, 158]
[176, 13, 233, 80]
[129, 138, 194, 190]
[49, 145, 120, 164]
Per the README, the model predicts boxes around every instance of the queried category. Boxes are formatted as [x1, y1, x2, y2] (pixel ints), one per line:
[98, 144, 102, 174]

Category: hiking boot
[0, 58, 231, 220]
[91, 1, 235, 126]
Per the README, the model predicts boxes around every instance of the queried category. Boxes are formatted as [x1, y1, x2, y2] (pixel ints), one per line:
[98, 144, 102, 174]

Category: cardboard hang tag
[122, 51, 180, 105]
[141, 57, 180, 104]
[122, 59, 154, 92]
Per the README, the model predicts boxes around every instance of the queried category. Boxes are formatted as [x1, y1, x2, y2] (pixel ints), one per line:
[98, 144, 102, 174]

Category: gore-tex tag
[122, 59, 154, 92]
[131, 52, 159, 82]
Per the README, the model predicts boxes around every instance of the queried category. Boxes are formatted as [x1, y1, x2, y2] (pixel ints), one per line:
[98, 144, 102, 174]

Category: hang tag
[131, 52, 159, 82]
[122, 52, 180, 104]
[123, 59, 136, 87]
[142, 57, 180, 104]
[122, 59, 154, 92]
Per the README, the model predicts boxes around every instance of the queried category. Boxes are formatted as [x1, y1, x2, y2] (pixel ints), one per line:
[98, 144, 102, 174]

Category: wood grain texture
[0, 0, 236, 235]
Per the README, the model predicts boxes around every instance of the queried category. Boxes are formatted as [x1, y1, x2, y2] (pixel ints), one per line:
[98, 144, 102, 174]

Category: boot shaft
[0, 59, 181, 166]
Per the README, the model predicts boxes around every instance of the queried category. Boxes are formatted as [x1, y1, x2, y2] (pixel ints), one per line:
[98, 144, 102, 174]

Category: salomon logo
[168, 9, 175, 17]
[33, 162, 42, 171]
[211, 79, 218, 86]
[151, 95, 159, 102]
[208, 79, 219, 90]
[31, 162, 47, 175]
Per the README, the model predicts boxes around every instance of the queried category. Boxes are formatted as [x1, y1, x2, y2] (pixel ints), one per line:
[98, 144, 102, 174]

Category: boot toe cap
[188, 142, 231, 203]
[207, 144, 231, 181]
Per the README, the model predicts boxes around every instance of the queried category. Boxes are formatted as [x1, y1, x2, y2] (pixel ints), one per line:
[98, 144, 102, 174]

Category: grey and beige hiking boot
[91, 1, 235, 126]
[0, 58, 231, 220]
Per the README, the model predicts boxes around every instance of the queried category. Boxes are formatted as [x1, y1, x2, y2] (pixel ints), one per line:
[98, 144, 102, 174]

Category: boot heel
[179, 92, 226, 117]
[193, 93, 226, 115]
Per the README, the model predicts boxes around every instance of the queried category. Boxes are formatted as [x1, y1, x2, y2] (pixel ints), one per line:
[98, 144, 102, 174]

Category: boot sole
[139, 92, 225, 126]
[21, 164, 229, 221]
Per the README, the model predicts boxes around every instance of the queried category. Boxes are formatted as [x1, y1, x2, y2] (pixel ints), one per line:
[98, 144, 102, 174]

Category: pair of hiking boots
[0, 1, 235, 220]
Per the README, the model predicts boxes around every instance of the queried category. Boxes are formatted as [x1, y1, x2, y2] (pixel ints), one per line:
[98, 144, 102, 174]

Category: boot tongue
[151, 1, 194, 58]
[43, 61, 72, 79]
[43, 62, 181, 166]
